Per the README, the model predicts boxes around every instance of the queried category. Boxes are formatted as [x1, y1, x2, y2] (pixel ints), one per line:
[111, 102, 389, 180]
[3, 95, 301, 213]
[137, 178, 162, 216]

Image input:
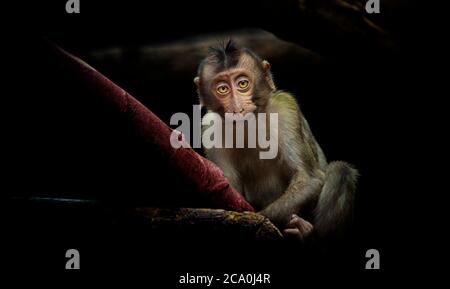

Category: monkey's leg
[313, 161, 358, 238]
[259, 170, 323, 229]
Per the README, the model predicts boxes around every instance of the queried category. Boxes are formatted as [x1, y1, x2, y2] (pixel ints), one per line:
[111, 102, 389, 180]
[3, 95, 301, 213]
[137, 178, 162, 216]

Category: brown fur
[195, 42, 358, 240]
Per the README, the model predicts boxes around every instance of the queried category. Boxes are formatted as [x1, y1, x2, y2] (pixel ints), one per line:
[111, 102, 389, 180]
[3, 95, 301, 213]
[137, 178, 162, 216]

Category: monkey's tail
[314, 161, 359, 238]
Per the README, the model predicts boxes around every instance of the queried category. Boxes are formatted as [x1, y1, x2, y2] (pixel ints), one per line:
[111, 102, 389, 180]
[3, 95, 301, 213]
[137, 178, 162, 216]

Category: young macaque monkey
[194, 40, 358, 241]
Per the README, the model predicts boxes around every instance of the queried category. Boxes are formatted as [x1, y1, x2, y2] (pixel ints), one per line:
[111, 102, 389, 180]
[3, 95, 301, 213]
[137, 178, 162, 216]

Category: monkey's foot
[282, 214, 313, 242]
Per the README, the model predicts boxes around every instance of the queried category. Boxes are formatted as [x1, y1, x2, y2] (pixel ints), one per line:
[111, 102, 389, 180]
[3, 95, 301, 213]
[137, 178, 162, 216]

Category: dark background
[2, 0, 437, 284]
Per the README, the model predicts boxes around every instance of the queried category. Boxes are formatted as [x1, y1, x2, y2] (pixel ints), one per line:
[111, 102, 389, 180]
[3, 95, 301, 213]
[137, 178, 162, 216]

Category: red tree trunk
[46, 40, 254, 212]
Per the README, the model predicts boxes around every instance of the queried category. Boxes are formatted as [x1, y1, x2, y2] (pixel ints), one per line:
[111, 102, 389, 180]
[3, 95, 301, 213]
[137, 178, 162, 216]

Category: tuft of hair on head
[207, 38, 241, 70]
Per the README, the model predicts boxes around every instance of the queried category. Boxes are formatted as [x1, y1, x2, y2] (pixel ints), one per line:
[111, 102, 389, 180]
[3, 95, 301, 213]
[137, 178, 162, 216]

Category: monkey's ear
[194, 76, 200, 88]
[194, 76, 204, 105]
[262, 60, 271, 72]
[262, 60, 276, 91]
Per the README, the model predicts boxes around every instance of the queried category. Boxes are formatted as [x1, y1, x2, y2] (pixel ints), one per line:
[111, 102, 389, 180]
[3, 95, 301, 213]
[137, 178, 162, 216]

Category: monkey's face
[207, 67, 257, 114]
[195, 45, 276, 116]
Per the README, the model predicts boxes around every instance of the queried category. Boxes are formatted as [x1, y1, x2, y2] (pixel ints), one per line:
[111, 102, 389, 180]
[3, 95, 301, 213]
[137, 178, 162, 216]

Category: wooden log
[131, 207, 283, 241]
[5, 197, 282, 241]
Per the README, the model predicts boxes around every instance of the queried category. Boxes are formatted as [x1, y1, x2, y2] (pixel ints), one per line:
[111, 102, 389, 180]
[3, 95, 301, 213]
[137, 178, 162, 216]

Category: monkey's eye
[216, 84, 230, 95]
[237, 78, 250, 90]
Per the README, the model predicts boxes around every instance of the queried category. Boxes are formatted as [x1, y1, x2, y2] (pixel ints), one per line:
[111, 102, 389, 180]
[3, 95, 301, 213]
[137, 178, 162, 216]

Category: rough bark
[131, 208, 283, 241]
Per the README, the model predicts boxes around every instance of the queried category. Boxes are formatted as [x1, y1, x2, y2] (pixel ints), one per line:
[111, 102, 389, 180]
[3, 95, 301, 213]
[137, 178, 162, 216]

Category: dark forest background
[1, 0, 439, 284]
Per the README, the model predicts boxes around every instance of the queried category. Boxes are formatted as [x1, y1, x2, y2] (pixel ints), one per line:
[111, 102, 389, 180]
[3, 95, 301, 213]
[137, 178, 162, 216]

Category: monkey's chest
[234, 154, 290, 210]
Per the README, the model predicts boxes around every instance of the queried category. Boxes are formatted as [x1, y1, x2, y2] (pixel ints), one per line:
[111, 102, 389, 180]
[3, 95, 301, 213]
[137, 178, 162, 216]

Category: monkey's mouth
[223, 110, 257, 122]
[223, 113, 249, 122]
[237, 106, 257, 115]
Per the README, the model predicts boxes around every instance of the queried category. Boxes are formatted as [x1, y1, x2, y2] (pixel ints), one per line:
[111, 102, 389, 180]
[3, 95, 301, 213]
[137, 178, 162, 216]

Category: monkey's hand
[282, 214, 313, 242]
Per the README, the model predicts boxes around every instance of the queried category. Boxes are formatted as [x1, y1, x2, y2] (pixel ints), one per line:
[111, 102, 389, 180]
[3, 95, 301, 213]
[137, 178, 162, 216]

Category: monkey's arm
[260, 91, 324, 228]
[260, 169, 323, 228]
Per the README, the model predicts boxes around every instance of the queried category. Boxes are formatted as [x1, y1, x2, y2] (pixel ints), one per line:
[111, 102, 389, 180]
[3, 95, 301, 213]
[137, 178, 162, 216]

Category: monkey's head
[194, 40, 276, 115]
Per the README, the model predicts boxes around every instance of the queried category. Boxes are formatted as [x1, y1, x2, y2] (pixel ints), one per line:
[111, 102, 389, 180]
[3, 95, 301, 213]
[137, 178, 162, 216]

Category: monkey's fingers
[289, 216, 314, 236]
[288, 215, 304, 228]
[283, 228, 306, 241]
[287, 214, 301, 227]
[304, 221, 313, 233]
